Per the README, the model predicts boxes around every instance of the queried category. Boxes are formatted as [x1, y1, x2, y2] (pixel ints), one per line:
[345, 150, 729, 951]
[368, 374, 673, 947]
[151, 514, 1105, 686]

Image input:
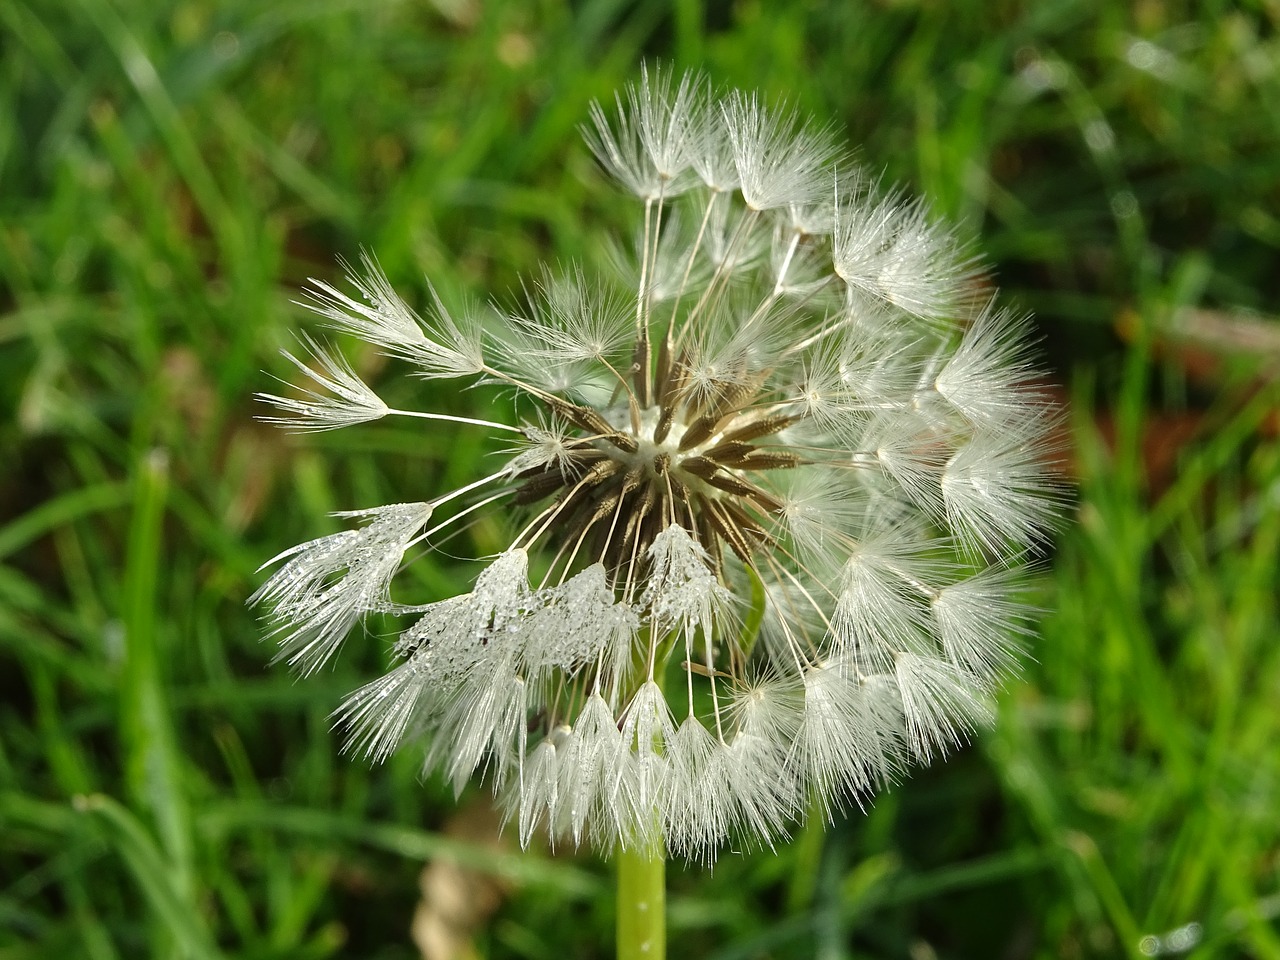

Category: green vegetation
[3, 1, 1277, 957]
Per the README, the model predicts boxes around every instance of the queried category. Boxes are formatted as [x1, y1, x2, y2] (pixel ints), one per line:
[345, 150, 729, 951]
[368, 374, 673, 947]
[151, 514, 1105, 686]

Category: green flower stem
[617, 839, 665, 960]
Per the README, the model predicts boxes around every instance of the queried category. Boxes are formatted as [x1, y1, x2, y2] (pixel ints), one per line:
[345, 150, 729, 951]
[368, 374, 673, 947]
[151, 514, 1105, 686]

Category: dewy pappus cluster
[254, 67, 1062, 861]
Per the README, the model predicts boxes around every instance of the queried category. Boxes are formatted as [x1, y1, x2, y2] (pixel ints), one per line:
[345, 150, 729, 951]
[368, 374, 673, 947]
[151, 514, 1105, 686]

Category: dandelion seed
[256, 333, 389, 432]
[253, 71, 1064, 861]
[252, 502, 433, 676]
[722, 91, 841, 212]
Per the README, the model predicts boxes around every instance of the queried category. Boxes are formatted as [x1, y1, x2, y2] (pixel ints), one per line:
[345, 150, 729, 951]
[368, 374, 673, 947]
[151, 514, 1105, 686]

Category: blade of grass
[0, 482, 130, 563]
[74, 794, 222, 960]
[119, 449, 198, 926]
[199, 800, 603, 897]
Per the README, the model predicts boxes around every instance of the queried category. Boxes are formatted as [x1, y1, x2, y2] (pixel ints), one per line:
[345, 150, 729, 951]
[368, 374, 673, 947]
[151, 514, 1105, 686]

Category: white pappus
[253, 66, 1063, 862]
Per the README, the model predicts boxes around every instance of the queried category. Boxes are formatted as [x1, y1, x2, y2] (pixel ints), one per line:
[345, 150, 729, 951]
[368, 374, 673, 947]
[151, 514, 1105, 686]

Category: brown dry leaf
[160, 346, 218, 439]
[1104, 307, 1280, 494]
[220, 422, 282, 533]
[426, 0, 480, 28]
[411, 801, 511, 960]
[1164, 306, 1280, 365]
[1118, 305, 1280, 385]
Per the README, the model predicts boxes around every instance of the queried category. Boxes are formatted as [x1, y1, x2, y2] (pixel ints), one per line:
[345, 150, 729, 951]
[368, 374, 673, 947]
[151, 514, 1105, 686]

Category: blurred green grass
[3, 1, 1279, 957]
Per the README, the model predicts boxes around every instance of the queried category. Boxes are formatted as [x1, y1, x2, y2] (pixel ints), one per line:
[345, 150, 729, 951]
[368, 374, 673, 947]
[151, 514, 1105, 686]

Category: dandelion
[254, 66, 1062, 954]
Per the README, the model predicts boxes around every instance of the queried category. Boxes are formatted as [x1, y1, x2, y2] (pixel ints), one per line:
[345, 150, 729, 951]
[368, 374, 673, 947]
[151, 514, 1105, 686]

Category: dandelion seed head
[253, 70, 1064, 860]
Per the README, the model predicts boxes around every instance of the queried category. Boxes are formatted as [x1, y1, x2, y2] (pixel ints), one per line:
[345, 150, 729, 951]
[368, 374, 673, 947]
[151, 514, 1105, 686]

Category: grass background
[3, 0, 1279, 957]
